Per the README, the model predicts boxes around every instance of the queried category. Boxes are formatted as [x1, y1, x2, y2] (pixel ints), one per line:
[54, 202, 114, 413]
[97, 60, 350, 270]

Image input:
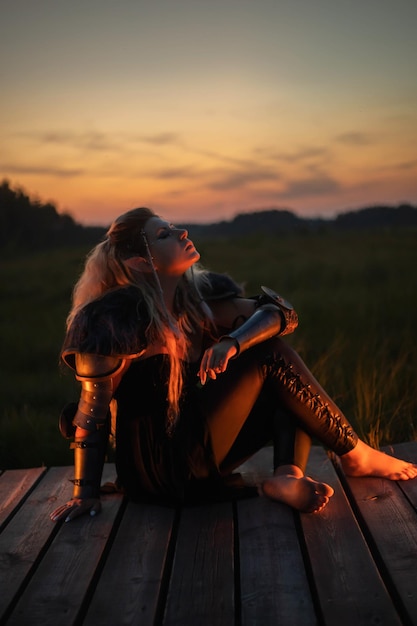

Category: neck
[157, 274, 182, 313]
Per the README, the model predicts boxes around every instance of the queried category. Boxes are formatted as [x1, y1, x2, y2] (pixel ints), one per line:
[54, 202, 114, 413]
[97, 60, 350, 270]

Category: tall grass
[1, 229, 416, 468]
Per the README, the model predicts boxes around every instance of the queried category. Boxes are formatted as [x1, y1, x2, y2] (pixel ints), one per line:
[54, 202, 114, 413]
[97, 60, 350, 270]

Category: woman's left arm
[199, 298, 253, 385]
[199, 293, 298, 384]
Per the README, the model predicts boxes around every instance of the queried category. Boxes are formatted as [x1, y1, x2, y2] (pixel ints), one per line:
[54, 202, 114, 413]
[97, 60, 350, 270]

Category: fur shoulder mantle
[199, 271, 243, 300]
[62, 286, 149, 358]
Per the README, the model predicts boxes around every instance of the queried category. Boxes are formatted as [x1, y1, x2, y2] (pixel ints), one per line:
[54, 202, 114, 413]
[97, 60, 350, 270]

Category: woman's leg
[218, 405, 312, 474]
[262, 338, 417, 480]
[203, 337, 417, 482]
[265, 409, 334, 513]
[202, 337, 355, 465]
[202, 367, 334, 512]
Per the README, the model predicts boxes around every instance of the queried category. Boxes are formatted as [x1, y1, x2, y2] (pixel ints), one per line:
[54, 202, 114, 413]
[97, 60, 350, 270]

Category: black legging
[201, 337, 358, 474]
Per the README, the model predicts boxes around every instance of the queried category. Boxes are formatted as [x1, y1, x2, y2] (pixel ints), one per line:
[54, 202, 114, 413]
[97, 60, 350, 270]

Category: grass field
[1, 228, 417, 468]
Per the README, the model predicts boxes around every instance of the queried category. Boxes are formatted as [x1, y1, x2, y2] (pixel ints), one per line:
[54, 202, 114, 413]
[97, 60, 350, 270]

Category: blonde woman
[50, 208, 417, 522]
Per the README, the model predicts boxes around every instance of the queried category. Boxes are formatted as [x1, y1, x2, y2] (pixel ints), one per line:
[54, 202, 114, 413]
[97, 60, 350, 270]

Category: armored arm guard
[220, 286, 298, 356]
[62, 353, 125, 499]
[257, 286, 298, 337]
[58, 286, 149, 500]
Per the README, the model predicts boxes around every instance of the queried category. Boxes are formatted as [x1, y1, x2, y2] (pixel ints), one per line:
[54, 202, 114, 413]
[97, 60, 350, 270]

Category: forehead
[144, 216, 172, 235]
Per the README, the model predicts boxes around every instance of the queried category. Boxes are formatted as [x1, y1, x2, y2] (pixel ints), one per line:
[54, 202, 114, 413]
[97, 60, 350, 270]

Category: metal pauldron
[258, 286, 299, 336]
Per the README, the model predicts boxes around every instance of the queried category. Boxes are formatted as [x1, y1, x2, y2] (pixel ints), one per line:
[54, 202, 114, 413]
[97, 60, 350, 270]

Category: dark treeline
[0, 180, 106, 255]
[184, 204, 417, 238]
[2, 179, 417, 255]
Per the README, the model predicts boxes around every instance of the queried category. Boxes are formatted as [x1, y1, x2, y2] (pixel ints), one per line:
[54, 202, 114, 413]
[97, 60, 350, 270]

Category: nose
[177, 228, 188, 240]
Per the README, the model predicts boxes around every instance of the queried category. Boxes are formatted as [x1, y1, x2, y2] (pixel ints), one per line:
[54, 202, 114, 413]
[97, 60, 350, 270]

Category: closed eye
[156, 224, 176, 239]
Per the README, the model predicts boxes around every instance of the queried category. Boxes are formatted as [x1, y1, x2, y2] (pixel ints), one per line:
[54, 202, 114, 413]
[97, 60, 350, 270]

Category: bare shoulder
[208, 297, 256, 329]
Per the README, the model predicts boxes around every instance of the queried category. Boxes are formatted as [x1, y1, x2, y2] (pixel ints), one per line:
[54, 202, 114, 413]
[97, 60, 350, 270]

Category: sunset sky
[2, 0, 417, 226]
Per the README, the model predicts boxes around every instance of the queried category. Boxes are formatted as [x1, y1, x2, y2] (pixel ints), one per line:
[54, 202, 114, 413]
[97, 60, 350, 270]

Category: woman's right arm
[50, 354, 126, 522]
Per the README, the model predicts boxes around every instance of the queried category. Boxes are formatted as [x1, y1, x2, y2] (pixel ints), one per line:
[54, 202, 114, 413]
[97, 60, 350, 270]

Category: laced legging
[199, 337, 358, 474]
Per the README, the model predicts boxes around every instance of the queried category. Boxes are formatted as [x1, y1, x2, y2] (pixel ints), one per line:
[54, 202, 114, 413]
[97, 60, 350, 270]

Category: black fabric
[59, 273, 358, 505]
[112, 346, 316, 504]
[114, 356, 217, 503]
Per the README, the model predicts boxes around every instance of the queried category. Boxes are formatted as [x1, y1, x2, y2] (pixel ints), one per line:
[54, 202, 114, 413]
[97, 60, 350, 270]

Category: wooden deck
[1, 442, 417, 626]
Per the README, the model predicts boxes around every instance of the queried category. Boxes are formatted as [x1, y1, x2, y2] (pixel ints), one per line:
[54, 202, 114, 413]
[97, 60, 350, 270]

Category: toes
[311, 480, 334, 498]
[307, 496, 329, 514]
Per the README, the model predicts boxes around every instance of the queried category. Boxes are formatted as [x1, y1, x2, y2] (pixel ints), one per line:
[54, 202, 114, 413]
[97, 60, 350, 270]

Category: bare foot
[340, 440, 417, 480]
[261, 465, 334, 514]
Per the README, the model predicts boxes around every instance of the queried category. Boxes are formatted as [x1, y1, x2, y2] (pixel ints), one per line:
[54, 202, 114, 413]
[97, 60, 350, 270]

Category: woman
[50, 208, 417, 522]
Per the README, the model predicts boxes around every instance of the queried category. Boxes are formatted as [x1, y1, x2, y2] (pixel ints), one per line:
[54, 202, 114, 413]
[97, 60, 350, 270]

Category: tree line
[1, 179, 417, 256]
[0, 180, 106, 255]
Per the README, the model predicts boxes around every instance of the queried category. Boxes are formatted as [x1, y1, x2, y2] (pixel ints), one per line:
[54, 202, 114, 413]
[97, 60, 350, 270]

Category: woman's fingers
[50, 498, 101, 522]
[49, 505, 69, 522]
[50, 502, 77, 522]
[199, 342, 235, 385]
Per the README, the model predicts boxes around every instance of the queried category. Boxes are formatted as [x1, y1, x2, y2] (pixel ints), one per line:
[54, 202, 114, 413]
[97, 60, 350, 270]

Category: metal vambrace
[58, 353, 124, 499]
[70, 377, 113, 499]
[220, 304, 285, 357]
[71, 426, 109, 499]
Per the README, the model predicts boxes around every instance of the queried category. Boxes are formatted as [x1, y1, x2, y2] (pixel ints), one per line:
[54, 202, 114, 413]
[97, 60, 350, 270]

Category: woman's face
[144, 216, 200, 275]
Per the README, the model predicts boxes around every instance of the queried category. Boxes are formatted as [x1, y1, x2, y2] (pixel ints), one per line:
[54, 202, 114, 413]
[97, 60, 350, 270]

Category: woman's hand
[50, 497, 102, 522]
[199, 339, 238, 385]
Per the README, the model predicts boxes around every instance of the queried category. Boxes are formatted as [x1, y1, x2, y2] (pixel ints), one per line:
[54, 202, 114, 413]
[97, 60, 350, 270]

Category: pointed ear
[124, 256, 152, 272]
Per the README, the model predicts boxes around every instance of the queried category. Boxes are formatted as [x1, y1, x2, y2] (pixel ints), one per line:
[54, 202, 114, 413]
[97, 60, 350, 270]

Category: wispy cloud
[279, 174, 341, 199]
[335, 132, 376, 146]
[207, 166, 280, 191]
[139, 132, 181, 146]
[13, 129, 182, 153]
[0, 163, 84, 177]
[392, 159, 417, 171]
[11, 130, 127, 155]
[373, 158, 417, 173]
[254, 145, 331, 164]
[151, 166, 196, 179]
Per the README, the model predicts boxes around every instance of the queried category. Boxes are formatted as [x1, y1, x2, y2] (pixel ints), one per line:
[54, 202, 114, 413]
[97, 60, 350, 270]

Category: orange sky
[1, 0, 417, 225]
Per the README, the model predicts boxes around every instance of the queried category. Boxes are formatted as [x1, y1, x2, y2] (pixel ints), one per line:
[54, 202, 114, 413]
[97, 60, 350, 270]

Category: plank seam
[153, 506, 182, 626]
[0, 467, 48, 533]
[293, 511, 325, 626]
[233, 500, 241, 626]
[330, 457, 414, 626]
[73, 495, 129, 626]
[0, 513, 62, 625]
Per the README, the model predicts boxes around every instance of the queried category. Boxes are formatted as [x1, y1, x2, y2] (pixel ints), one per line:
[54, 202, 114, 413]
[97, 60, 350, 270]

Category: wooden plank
[335, 442, 417, 626]
[385, 441, 417, 464]
[163, 502, 235, 626]
[236, 446, 316, 625]
[83, 500, 175, 626]
[0, 467, 46, 530]
[236, 445, 273, 487]
[238, 495, 317, 626]
[6, 464, 123, 626]
[0, 466, 73, 621]
[388, 442, 417, 508]
[341, 475, 417, 625]
[302, 447, 403, 626]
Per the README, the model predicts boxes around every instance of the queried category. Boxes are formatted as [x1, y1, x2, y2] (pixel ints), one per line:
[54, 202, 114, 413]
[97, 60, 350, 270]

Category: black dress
[61, 275, 243, 503]
[114, 355, 217, 502]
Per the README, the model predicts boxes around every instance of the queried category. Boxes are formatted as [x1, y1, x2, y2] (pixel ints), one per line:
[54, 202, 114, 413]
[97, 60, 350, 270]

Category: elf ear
[124, 256, 153, 272]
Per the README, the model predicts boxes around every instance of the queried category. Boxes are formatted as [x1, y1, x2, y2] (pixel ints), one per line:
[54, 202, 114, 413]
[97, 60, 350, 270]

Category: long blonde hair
[66, 207, 214, 432]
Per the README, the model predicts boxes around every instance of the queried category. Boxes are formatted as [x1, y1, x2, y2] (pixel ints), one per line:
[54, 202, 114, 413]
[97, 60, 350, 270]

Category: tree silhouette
[1, 179, 416, 256]
[0, 180, 106, 255]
